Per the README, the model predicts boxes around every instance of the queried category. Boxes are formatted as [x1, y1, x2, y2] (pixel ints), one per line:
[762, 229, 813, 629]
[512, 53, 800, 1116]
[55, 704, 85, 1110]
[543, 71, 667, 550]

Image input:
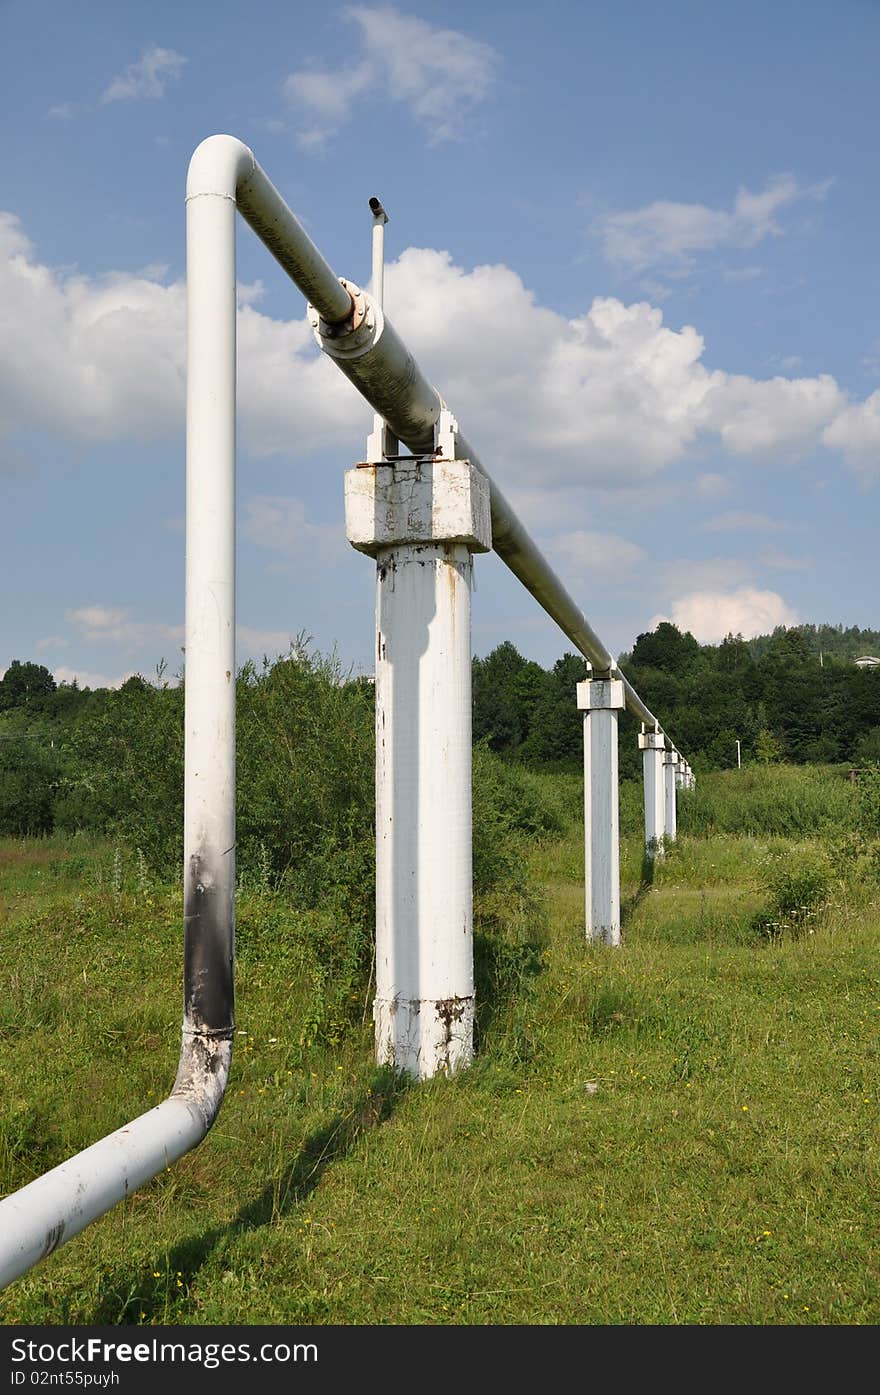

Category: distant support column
[577, 675, 626, 945]
[345, 452, 491, 1079]
[663, 747, 678, 844]
[639, 728, 666, 858]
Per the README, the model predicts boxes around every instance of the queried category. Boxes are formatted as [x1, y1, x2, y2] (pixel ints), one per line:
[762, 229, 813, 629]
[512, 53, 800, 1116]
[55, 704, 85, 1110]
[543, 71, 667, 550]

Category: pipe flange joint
[308, 278, 379, 359]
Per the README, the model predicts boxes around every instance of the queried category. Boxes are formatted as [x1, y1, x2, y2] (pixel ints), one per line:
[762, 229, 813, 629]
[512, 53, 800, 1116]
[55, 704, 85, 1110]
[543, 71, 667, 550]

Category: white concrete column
[345, 456, 491, 1078]
[663, 749, 678, 843]
[639, 729, 666, 857]
[577, 676, 626, 946]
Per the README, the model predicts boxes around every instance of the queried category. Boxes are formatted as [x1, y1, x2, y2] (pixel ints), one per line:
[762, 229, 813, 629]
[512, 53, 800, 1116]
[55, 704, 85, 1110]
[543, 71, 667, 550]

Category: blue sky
[1, 0, 878, 687]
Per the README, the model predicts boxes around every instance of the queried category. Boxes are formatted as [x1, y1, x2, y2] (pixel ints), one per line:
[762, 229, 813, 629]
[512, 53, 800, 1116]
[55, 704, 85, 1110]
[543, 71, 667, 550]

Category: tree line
[1, 619, 879, 841]
[473, 622, 880, 777]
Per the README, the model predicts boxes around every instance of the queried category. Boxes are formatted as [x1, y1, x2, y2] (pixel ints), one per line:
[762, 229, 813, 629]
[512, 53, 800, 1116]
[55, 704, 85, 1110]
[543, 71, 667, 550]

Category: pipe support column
[345, 457, 491, 1078]
[577, 677, 626, 946]
[664, 750, 679, 844]
[639, 730, 667, 858]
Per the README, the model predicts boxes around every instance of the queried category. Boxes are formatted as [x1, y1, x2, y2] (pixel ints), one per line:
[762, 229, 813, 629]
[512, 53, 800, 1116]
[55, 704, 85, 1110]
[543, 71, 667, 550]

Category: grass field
[1, 765, 878, 1325]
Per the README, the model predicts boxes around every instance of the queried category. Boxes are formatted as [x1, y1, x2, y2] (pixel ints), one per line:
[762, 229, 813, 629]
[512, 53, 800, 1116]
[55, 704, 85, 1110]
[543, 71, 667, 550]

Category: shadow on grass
[64, 931, 545, 1322]
[620, 847, 657, 929]
[86, 1065, 410, 1324]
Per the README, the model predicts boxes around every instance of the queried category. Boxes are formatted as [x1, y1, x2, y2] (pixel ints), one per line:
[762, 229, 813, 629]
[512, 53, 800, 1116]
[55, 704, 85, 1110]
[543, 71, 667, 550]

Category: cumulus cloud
[701, 371, 844, 456]
[823, 390, 880, 481]
[0, 212, 362, 458]
[284, 5, 498, 149]
[0, 211, 876, 491]
[651, 586, 798, 644]
[101, 45, 187, 103]
[0, 213, 187, 446]
[385, 250, 720, 484]
[597, 174, 830, 276]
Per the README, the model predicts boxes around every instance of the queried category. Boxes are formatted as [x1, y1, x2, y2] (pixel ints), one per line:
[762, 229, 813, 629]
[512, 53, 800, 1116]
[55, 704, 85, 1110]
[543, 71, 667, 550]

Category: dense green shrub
[55, 684, 185, 861]
[45, 647, 547, 962]
[677, 763, 854, 838]
[751, 852, 832, 941]
[0, 736, 59, 835]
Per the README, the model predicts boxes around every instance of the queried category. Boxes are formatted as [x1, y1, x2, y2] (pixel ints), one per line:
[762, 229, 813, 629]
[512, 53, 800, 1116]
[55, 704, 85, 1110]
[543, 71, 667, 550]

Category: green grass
[1, 768, 879, 1326]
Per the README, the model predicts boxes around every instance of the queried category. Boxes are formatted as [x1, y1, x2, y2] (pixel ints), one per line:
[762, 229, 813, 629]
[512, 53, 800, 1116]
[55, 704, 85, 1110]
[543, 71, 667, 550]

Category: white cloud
[552, 529, 646, 572]
[66, 605, 182, 650]
[236, 307, 365, 455]
[0, 213, 187, 446]
[0, 213, 363, 458]
[101, 45, 187, 103]
[53, 665, 135, 690]
[385, 250, 720, 484]
[699, 510, 796, 534]
[286, 60, 371, 124]
[0, 211, 876, 491]
[650, 586, 798, 643]
[242, 495, 344, 560]
[823, 390, 880, 481]
[284, 5, 499, 149]
[237, 626, 299, 659]
[597, 175, 830, 275]
[700, 372, 844, 456]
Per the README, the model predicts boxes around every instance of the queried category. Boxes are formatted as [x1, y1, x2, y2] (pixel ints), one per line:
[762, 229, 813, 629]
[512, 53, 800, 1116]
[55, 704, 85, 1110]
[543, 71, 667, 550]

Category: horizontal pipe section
[191, 136, 670, 740]
[313, 294, 662, 734]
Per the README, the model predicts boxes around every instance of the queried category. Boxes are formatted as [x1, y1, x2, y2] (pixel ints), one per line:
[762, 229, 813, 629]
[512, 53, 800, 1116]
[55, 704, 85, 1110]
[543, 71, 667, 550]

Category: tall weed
[679, 763, 853, 838]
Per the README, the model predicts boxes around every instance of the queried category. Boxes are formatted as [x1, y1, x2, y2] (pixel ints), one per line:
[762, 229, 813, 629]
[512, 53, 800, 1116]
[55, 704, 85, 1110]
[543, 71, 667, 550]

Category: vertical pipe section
[182, 178, 237, 1042]
[664, 751, 678, 843]
[0, 141, 249, 1294]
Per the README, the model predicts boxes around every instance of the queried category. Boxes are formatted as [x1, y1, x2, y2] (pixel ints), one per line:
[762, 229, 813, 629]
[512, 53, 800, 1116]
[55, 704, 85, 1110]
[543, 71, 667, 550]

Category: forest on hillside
[1, 620, 879, 845]
[474, 622, 880, 776]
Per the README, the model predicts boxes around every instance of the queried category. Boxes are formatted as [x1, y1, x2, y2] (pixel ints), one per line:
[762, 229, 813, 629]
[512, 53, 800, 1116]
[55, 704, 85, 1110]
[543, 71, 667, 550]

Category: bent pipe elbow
[0, 812, 236, 1289]
[187, 134, 352, 327]
[0, 1029, 231, 1291]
